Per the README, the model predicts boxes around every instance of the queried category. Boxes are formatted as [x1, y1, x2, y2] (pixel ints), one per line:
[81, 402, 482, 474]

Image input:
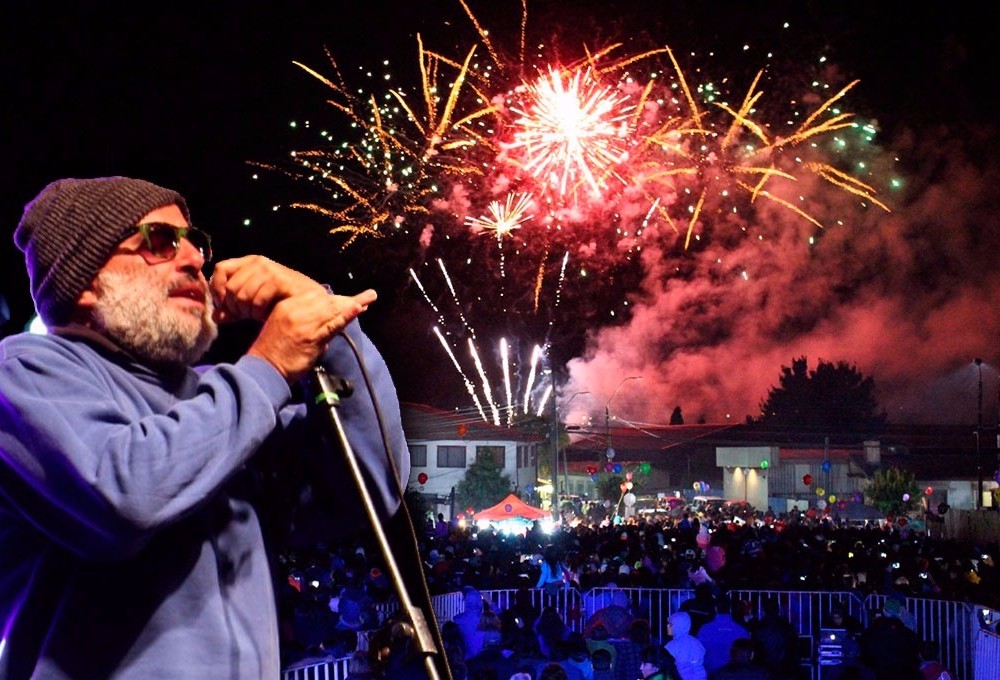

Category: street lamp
[976, 358, 983, 509]
[605, 376, 642, 462]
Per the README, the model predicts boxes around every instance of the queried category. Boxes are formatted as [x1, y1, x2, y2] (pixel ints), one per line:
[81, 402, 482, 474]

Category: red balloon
[803, 474, 813, 486]
[417, 472, 428, 484]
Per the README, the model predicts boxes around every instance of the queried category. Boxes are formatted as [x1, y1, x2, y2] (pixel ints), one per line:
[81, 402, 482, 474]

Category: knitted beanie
[14, 176, 190, 326]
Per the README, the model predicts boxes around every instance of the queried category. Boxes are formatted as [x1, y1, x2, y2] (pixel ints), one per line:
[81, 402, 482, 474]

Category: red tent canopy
[473, 493, 549, 521]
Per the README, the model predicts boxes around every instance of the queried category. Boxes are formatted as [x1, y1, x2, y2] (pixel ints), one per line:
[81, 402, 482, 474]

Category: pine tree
[454, 451, 513, 512]
[756, 356, 886, 436]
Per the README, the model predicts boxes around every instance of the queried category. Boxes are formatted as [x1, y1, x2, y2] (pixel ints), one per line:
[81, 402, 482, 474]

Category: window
[437, 445, 466, 468]
[476, 445, 505, 467]
[410, 444, 427, 467]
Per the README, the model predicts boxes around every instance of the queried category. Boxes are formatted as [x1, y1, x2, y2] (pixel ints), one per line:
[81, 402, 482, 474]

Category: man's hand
[209, 256, 377, 383]
[209, 255, 326, 323]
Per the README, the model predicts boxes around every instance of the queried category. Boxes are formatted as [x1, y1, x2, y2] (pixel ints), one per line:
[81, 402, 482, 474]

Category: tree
[756, 356, 886, 435]
[403, 487, 432, 529]
[454, 451, 512, 513]
[866, 467, 920, 515]
[670, 406, 684, 425]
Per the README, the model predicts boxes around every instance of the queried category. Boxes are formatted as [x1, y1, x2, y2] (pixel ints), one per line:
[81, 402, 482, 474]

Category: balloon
[625, 472, 633, 481]
[817, 500, 827, 510]
[828, 495, 837, 503]
[760, 460, 769, 469]
[816, 487, 825, 496]
[703, 483, 710, 491]
[586, 466, 597, 475]
[625, 482, 633, 490]
[803, 474, 813, 486]
[640, 462, 652, 474]
[619, 482, 628, 492]
[821, 460, 832, 472]
[924, 486, 933, 496]
[613, 463, 622, 474]
[605, 462, 614, 472]
[623, 492, 636, 506]
[417, 472, 428, 484]
[693, 482, 701, 491]
[898, 517, 908, 527]
[838, 500, 847, 511]
[902, 493, 911, 502]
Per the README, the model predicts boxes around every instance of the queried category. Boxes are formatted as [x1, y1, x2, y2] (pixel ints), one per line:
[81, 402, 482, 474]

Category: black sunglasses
[125, 222, 213, 264]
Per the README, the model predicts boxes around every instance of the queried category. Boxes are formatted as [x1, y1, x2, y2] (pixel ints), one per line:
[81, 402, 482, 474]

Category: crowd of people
[279, 502, 996, 678]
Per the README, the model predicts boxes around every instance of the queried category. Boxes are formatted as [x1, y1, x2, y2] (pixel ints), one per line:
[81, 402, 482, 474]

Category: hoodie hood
[669, 611, 692, 636]
[464, 587, 484, 613]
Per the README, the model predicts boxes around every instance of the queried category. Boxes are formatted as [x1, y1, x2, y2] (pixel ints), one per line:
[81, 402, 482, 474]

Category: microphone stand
[308, 366, 451, 680]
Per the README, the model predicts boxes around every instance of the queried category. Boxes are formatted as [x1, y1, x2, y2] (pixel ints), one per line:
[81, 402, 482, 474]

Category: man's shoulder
[1, 330, 94, 365]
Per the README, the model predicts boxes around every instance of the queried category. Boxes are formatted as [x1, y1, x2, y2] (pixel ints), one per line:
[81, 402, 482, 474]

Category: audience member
[640, 644, 679, 679]
[584, 588, 634, 639]
[344, 650, 380, 680]
[750, 596, 799, 680]
[680, 583, 717, 636]
[591, 647, 615, 680]
[454, 586, 488, 657]
[696, 594, 750, 674]
[538, 662, 571, 680]
[707, 638, 769, 680]
[858, 605, 921, 679]
[917, 639, 954, 680]
[535, 606, 573, 660]
[615, 618, 652, 680]
[538, 545, 569, 602]
[664, 611, 707, 680]
[584, 624, 617, 675]
[441, 620, 468, 668]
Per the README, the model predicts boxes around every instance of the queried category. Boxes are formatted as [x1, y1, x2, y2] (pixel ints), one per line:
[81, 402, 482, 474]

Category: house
[401, 403, 545, 519]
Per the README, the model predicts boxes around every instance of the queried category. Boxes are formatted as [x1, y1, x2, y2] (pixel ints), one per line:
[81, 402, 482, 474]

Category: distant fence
[936, 508, 1000, 547]
[283, 587, 1000, 680]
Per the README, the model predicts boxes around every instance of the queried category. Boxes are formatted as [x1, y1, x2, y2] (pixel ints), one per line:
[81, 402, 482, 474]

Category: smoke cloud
[566, 124, 1000, 425]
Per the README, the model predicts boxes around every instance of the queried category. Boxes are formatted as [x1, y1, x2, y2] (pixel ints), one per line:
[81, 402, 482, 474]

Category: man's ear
[72, 281, 99, 323]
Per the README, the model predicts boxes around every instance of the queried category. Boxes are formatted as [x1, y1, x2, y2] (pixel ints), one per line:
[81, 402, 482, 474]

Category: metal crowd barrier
[282, 587, 1000, 680]
[975, 629, 1000, 680]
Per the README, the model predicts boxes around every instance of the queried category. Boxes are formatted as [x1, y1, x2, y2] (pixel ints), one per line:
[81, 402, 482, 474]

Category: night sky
[2, 1, 996, 424]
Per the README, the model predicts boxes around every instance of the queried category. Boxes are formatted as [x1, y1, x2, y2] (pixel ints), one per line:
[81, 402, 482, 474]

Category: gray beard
[91, 265, 218, 365]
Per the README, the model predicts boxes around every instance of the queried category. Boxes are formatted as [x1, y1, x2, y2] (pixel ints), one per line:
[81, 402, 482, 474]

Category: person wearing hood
[665, 611, 707, 680]
[453, 586, 488, 657]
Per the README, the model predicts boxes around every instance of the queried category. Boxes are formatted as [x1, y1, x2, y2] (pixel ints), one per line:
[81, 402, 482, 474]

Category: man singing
[0, 176, 409, 678]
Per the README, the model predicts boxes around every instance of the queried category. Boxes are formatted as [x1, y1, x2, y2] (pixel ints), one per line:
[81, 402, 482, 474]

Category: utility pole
[976, 358, 983, 510]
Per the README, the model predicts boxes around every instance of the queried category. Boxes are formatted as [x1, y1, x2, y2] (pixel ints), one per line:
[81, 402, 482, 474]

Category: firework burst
[261, 0, 897, 419]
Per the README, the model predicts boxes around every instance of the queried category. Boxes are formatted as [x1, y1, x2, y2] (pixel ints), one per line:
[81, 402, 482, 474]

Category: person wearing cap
[0, 176, 410, 679]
